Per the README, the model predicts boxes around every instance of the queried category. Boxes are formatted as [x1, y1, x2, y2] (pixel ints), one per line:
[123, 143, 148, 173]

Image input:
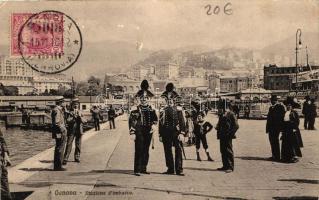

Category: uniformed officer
[129, 80, 158, 176]
[159, 83, 186, 176]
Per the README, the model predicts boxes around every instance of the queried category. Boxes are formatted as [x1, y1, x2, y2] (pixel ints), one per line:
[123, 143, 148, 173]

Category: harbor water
[1, 122, 55, 167]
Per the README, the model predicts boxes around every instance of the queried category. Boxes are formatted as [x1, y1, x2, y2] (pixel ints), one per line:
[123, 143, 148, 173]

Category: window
[82, 105, 87, 110]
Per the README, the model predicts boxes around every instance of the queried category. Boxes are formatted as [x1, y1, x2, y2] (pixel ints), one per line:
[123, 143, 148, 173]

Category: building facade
[154, 62, 179, 80]
[263, 64, 319, 91]
[209, 74, 254, 93]
[33, 75, 72, 93]
[0, 56, 72, 95]
[0, 56, 35, 94]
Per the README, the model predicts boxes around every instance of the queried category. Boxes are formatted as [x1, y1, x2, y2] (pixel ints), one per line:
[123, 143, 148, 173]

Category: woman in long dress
[281, 97, 303, 163]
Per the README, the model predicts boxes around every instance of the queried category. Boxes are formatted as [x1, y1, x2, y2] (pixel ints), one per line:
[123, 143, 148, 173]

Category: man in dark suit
[91, 105, 100, 131]
[215, 105, 239, 173]
[302, 96, 311, 130]
[108, 105, 116, 129]
[159, 83, 186, 176]
[266, 95, 285, 161]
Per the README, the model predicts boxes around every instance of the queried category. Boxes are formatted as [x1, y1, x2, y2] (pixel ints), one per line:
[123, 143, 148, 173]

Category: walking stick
[180, 141, 186, 160]
[151, 131, 155, 149]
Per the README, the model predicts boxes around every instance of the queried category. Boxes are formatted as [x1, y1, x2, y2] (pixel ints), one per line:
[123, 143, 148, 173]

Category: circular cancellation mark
[18, 10, 82, 74]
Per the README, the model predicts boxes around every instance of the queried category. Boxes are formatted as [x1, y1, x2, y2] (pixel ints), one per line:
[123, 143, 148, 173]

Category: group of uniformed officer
[129, 80, 242, 176]
[129, 81, 186, 176]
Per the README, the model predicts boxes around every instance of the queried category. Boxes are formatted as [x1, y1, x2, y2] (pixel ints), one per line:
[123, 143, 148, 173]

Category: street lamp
[156, 88, 159, 109]
[295, 28, 302, 91]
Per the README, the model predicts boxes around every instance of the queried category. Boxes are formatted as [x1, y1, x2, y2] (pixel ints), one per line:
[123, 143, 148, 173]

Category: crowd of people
[129, 80, 240, 176]
[51, 101, 118, 171]
[0, 80, 317, 199]
[128, 79, 318, 176]
[266, 95, 317, 163]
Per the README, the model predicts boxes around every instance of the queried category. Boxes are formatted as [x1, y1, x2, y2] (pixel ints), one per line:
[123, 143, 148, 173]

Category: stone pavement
[9, 113, 319, 200]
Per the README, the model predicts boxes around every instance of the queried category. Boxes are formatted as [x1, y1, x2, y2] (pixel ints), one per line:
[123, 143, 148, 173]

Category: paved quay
[9, 113, 319, 200]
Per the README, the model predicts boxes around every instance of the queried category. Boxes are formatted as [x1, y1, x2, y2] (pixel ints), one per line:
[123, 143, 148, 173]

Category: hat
[284, 96, 300, 109]
[56, 98, 64, 104]
[135, 80, 154, 98]
[270, 95, 278, 101]
[305, 95, 310, 100]
[165, 83, 174, 92]
[161, 83, 179, 100]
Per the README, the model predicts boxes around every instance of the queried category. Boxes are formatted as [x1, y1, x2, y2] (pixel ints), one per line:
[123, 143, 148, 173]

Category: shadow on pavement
[273, 196, 318, 200]
[69, 169, 134, 176]
[236, 156, 272, 161]
[19, 168, 52, 171]
[94, 181, 119, 188]
[19, 181, 104, 188]
[39, 160, 53, 163]
[134, 186, 249, 200]
[278, 179, 319, 184]
[184, 167, 220, 172]
[19, 181, 52, 188]
[11, 191, 33, 200]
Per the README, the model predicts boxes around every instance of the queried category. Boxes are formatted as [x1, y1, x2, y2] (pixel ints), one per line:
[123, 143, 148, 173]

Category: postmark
[17, 10, 82, 74]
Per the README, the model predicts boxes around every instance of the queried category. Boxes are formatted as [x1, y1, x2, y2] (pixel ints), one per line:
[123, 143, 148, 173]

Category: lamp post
[295, 28, 302, 91]
[156, 88, 159, 109]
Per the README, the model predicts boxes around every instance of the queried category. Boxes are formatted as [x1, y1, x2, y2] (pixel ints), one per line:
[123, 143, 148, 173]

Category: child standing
[193, 113, 214, 161]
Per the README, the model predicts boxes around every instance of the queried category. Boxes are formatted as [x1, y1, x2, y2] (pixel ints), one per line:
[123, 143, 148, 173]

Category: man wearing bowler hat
[266, 95, 285, 161]
[159, 83, 186, 176]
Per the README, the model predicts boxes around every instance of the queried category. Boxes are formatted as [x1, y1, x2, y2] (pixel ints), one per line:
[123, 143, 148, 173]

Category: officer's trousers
[134, 134, 144, 173]
[162, 134, 183, 173]
[141, 131, 152, 172]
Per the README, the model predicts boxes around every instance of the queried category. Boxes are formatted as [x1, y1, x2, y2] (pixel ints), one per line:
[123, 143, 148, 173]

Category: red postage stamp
[11, 12, 64, 56]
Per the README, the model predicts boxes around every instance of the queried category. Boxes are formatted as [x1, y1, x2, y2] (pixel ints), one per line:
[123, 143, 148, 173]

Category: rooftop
[0, 96, 64, 101]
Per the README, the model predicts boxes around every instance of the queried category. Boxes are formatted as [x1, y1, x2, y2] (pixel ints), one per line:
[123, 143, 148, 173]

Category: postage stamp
[12, 12, 64, 56]
[15, 10, 82, 74]
[11, 13, 33, 56]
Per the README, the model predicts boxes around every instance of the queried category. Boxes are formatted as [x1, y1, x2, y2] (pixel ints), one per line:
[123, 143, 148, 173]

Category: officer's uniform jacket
[129, 105, 158, 135]
[159, 105, 186, 137]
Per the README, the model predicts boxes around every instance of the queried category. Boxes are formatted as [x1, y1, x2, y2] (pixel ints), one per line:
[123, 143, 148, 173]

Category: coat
[159, 105, 186, 137]
[266, 103, 285, 133]
[216, 111, 239, 140]
[129, 105, 158, 135]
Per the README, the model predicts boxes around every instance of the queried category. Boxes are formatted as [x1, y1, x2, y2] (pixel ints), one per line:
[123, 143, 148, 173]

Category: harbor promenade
[8, 113, 319, 200]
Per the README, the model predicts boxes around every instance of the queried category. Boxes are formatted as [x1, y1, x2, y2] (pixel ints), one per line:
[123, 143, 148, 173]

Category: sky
[0, 0, 318, 51]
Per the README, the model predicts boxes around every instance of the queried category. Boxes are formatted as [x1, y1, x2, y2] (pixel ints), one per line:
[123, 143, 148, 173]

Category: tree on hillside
[88, 76, 101, 86]
[76, 81, 89, 96]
